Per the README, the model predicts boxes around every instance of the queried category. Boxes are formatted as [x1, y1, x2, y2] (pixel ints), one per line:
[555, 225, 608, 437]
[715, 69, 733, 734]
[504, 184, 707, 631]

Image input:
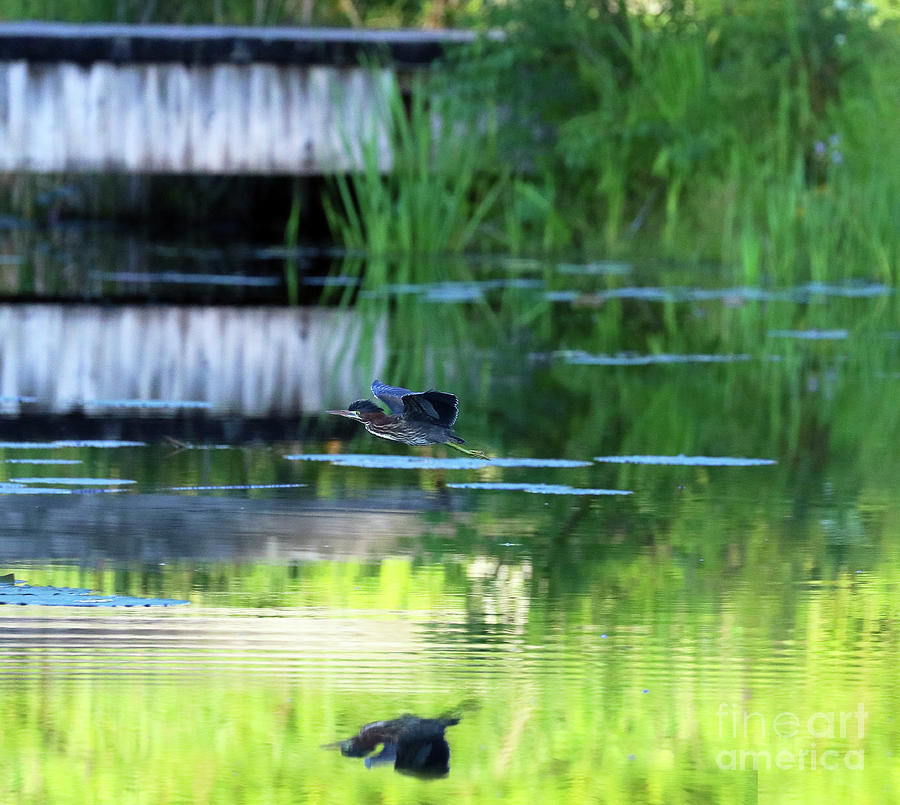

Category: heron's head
[327, 400, 383, 420]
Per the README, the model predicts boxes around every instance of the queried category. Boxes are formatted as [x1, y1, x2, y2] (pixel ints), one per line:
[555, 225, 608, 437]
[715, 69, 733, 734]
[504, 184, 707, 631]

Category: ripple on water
[593, 455, 777, 466]
[283, 454, 593, 469]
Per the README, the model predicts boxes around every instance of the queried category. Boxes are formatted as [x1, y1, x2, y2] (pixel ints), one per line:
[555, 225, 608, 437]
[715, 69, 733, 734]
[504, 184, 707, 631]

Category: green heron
[328, 380, 488, 459]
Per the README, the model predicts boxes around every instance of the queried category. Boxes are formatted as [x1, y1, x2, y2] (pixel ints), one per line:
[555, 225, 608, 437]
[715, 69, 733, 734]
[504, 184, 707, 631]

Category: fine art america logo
[716, 703, 867, 771]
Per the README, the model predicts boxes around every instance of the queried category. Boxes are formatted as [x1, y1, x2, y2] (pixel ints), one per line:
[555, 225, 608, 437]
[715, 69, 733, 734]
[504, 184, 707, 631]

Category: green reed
[325, 74, 503, 270]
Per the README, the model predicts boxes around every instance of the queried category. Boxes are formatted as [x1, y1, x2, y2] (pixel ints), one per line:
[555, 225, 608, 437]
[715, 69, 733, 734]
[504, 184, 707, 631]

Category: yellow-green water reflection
[2, 518, 897, 804]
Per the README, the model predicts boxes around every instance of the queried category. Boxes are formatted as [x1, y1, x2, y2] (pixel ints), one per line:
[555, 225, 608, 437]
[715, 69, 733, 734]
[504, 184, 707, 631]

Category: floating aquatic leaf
[593, 455, 776, 466]
[95, 271, 280, 287]
[767, 329, 849, 340]
[447, 482, 632, 496]
[9, 477, 137, 485]
[362, 279, 542, 302]
[544, 291, 581, 302]
[0, 440, 145, 449]
[303, 276, 361, 286]
[5, 459, 82, 465]
[799, 282, 891, 298]
[556, 351, 752, 366]
[75, 398, 211, 409]
[169, 483, 307, 491]
[556, 261, 632, 275]
[545, 283, 890, 306]
[0, 580, 188, 607]
[284, 454, 592, 469]
[0, 483, 71, 495]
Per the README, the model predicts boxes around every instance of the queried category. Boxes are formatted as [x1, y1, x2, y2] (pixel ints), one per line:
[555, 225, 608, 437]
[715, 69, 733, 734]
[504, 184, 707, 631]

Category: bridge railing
[0, 22, 476, 175]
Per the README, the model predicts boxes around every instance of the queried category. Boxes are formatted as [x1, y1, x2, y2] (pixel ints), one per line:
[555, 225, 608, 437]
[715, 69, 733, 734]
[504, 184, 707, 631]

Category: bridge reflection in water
[0, 304, 385, 416]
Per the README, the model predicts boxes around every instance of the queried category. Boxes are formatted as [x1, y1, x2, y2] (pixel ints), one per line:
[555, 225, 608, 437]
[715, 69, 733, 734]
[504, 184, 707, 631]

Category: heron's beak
[327, 409, 359, 419]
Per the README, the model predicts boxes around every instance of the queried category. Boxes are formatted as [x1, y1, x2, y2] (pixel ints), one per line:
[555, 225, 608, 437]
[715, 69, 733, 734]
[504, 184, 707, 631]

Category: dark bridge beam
[0, 22, 476, 67]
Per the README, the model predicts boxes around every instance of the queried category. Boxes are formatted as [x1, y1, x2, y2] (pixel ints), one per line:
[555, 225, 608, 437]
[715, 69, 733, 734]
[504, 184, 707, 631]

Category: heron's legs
[445, 441, 490, 460]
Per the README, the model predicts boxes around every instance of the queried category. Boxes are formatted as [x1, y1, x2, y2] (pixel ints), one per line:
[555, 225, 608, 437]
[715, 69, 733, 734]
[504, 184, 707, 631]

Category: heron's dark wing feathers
[371, 380, 414, 415]
[372, 380, 459, 426]
[402, 390, 459, 427]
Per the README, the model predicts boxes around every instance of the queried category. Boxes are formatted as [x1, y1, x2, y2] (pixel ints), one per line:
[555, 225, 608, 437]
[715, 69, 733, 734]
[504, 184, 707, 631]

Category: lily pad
[767, 329, 849, 340]
[593, 455, 776, 466]
[0, 483, 71, 495]
[169, 483, 307, 491]
[6, 459, 82, 465]
[284, 454, 592, 469]
[0, 580, 188, 607]
[95, 271, 280, 287]
[9, 477, 137, 485]
[0, 440, 145, 449]
[557, 351, 752, 366]
[76, 399, 211, 409]
[447, 482, 633, 496]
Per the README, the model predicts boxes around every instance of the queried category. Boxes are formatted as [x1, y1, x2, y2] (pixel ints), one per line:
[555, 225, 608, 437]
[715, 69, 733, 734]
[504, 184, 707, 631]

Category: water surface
[0, 251, 897, 804]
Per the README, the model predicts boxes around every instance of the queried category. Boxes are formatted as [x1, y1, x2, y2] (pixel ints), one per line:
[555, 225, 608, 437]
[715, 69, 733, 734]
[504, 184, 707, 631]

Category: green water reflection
[1, 261, 898, 803]
[1, 458, 898, 803]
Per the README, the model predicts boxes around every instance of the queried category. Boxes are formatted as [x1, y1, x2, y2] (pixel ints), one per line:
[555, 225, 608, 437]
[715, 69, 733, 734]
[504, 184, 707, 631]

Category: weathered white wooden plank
[0, 62, 398, 174]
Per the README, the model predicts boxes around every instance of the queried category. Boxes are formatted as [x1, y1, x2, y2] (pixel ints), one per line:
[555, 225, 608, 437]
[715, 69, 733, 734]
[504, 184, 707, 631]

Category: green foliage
[325, 75, 503, 262]
[1, 0, 469, 27]
[445, 0, 900, 279]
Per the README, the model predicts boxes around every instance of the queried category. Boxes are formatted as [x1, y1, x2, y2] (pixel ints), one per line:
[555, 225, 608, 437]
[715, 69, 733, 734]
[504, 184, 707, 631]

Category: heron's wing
[371, 380, 415, 414]
[401, 390, 459, 427]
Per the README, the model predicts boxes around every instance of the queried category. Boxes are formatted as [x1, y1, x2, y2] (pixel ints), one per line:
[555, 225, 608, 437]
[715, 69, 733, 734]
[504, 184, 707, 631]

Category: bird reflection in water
[323, 713, 461, 779]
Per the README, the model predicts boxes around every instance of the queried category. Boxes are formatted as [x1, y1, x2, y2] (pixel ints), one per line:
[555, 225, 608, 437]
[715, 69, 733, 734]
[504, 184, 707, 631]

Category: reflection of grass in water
[3, 543, 897, 801]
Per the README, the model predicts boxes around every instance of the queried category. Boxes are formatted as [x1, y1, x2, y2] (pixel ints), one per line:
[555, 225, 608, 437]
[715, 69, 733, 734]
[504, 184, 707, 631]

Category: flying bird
[328, 380, 488, 459]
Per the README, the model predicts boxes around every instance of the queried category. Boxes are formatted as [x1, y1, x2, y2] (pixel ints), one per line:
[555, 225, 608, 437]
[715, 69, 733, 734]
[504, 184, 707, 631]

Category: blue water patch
[0, 395, 38, 403]
[767, 329, 849, 340]
[557, 351, 752, 366]
[6, 459, 82, 465]
[77, 398, 211, 409]
[284, 454, 593, 470]
[0, 579, 188, 607]
[169, 483, 307, 491]
[9, 477, 137, 485]
[593, 455, 777, 466]
[0, 440, 145, 449]
[447, 482, 633, 496]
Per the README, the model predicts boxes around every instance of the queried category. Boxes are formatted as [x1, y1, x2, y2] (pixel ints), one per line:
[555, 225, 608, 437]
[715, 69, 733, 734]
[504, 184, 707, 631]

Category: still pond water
[0, 248, 898, 804]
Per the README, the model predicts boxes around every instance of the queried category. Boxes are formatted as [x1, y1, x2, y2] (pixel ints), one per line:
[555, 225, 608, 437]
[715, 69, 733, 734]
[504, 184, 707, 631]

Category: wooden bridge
[0, 22, 476, 175]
